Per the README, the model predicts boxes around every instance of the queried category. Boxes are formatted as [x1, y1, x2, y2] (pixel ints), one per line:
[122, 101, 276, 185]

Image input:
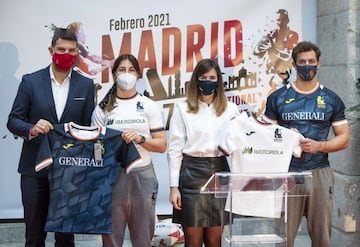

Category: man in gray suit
[7, 26, 95, 247]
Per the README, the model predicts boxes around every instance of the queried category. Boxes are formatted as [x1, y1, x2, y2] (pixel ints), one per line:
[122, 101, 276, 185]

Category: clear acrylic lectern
[201, 172, 312, 246]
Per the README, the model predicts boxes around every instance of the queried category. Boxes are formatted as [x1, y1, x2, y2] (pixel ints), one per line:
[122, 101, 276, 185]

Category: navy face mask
[197, 80, 218, 95]
[296, 64, 317, 81]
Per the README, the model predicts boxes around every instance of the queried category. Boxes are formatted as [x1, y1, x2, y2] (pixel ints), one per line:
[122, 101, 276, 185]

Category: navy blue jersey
[265, 83, 347, 171]
[36, 122, 142, 234]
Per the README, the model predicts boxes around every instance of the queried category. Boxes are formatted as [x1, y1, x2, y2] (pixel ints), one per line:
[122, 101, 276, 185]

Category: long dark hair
[98, 54, 141, 112]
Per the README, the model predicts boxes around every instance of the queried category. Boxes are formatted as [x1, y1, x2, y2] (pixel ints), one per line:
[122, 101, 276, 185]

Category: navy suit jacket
[7, 66, 95, 177]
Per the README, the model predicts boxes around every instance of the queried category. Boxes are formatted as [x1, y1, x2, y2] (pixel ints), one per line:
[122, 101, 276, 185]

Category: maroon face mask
[52, 53, 77, 71]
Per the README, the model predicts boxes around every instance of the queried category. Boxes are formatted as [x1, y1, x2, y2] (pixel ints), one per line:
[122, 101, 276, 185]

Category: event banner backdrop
[0, 0, 316, 218]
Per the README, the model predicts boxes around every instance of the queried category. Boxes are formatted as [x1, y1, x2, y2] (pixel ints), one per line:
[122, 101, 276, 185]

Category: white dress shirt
[167, 100, 239, 187]
[50, 67, 70, 121]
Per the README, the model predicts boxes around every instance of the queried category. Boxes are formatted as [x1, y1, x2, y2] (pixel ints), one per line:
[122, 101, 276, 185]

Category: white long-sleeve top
[167, 100, 239, 187]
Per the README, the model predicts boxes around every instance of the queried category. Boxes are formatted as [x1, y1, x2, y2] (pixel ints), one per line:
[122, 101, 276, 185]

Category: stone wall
[317, 0, 360, 246]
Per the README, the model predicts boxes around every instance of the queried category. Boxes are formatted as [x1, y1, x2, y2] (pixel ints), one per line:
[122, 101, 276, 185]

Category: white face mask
[116, 73, 137, 90]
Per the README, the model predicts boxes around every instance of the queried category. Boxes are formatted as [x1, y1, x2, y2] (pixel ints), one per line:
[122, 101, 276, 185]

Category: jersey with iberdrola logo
[92, 93, 165, 168]
[35, 122, 142, 234]
[217, 112, 303, 218]
[265, 83, 347, 171]
[218, 112, 303, 173]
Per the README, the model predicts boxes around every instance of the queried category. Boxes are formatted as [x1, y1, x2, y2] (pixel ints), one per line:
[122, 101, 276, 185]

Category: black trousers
[21, 175, 75, 247]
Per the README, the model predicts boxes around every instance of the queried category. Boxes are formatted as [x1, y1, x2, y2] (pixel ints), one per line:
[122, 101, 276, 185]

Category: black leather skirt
[172, 154, 229, 227]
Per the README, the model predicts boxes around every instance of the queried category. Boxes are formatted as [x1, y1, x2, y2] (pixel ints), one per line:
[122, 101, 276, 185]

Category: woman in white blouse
[167, 58, 239, 247]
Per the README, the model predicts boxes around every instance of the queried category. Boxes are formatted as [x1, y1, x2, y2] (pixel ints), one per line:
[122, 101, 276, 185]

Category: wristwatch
[138, 135, 146, 144]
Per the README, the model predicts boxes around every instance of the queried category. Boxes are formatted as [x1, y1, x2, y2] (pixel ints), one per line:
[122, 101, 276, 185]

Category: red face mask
[52, 53, 77, 71]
